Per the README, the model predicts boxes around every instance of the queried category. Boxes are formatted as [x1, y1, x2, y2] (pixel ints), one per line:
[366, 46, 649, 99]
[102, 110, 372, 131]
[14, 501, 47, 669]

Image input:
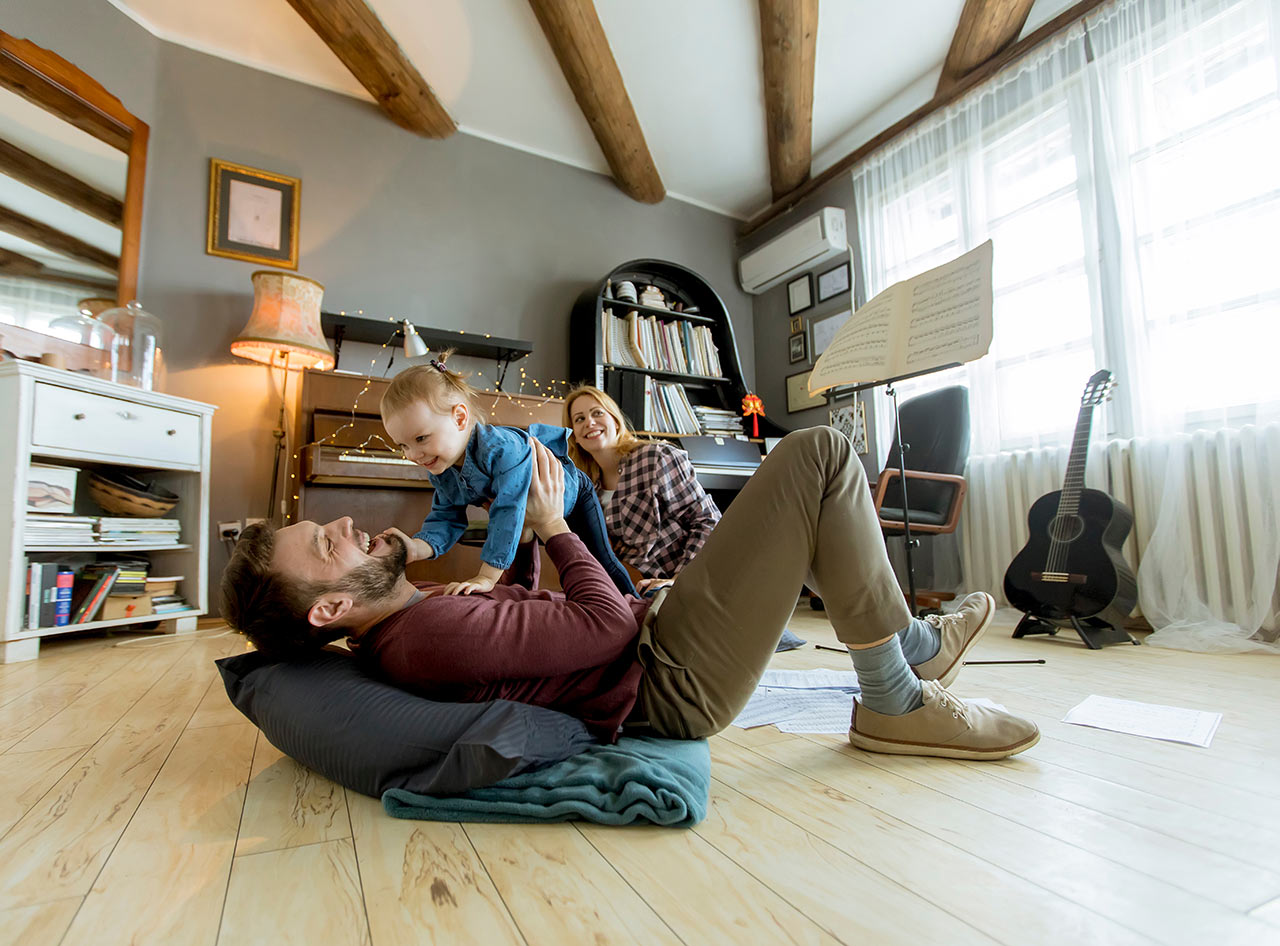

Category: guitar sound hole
[1048, 515, 1085, 543]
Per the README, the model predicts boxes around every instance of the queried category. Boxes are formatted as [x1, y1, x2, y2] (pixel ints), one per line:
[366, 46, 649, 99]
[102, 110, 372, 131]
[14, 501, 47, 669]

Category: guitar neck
[1059, 404, 1094, 513]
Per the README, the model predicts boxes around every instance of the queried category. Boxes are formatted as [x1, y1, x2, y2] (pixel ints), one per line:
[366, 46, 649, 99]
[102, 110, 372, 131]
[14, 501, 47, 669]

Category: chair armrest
[872, 469, 968, 534]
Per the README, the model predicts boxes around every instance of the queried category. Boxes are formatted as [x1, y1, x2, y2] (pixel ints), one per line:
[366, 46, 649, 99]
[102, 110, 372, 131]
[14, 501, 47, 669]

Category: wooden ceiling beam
[759, 0, 818, 201]
[0, 138, 123, 227]
[0, 38, 131, 152]
[936, 0, 1037, 96]
[741, 0, 1111, 238]
[0, 246, 116, 291]
[527, 0, 665, 204]
[0, 204, 118, 273]
[283, 0, 456, 138]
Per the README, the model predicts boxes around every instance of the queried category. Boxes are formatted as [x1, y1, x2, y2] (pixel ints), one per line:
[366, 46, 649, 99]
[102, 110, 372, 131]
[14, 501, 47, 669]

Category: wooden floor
[1, 611, 1279, 946]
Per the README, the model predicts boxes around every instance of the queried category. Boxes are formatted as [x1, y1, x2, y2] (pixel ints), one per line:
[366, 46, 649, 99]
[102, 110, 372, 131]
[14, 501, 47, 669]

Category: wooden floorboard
[0, 613, 1275, 946]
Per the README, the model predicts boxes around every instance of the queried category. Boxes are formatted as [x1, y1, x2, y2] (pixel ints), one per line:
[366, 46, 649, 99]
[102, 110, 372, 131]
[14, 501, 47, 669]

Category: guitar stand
[1012, 613, 1139, 650]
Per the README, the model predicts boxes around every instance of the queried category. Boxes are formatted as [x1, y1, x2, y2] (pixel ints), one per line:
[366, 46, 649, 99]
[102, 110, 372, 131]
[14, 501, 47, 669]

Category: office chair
[873, 385, 970, 614]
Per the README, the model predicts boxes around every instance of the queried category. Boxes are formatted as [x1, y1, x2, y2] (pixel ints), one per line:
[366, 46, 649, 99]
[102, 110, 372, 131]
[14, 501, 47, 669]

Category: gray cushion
[216, 651, 597, 798]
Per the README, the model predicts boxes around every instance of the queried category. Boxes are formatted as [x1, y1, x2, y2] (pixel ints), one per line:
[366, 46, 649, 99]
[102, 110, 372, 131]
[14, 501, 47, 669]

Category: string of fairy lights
[283, 313, 575, 523]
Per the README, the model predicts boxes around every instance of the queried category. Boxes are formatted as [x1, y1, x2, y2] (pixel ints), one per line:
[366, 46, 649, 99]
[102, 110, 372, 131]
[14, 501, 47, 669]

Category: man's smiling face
[271, 516, 407, 600]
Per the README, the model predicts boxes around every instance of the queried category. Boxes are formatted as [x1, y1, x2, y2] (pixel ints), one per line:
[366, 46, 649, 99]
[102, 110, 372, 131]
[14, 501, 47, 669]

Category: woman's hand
[636, 577, 675, 596]
[525, 437, 569, 540]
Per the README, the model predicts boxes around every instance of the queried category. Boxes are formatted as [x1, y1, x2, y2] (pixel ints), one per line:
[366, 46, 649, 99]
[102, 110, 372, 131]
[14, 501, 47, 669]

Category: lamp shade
[402, 320, 429, 358]
[231, 270, 334, 371]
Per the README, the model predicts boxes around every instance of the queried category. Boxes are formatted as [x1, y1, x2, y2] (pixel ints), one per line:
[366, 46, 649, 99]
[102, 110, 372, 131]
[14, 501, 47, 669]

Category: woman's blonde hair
[380, 350, 484, 422]
[563, 384, 648, 485]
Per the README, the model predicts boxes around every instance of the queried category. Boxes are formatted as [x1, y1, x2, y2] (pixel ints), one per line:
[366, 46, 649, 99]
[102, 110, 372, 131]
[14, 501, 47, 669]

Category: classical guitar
[1003, 369, 1139, 648]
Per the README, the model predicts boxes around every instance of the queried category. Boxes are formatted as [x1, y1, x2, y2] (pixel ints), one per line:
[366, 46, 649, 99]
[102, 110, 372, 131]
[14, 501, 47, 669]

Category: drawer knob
[167, 429, 177, 436]
[117, 410, 139, 421]
[73, 412, 86, 420]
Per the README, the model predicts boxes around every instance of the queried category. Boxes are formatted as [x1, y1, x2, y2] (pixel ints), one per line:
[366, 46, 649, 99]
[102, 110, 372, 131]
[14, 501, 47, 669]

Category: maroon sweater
[353, 533, 651, 741]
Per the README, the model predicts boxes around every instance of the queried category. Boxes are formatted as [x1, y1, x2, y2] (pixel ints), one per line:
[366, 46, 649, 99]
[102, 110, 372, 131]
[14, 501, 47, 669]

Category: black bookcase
[568, 259, 786, 438]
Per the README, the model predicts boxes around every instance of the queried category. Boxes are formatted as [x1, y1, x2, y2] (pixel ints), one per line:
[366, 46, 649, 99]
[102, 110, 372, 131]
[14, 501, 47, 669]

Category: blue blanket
[381, 736, 709, 827]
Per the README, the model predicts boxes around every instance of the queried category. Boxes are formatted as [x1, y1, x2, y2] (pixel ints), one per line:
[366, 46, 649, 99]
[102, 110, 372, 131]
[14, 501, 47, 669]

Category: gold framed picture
[207, 159, 300, 268]
[788, 315, 803, 334]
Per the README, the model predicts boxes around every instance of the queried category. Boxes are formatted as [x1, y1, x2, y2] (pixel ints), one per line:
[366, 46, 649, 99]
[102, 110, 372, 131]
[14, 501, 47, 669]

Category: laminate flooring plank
[346, 791, 523, 946]
[235, 735, 349, 856]
[186, 674, 246, 729]
[805, 735, 1278, 913]
[697, 769, 998, 946]
[465, 821, 679, 946]
[0, 639, 218, 908]
[0, 653, 135, 752]
[11, 644, 187, 753]
[0, 898, 80, 946]
[0, 744, 89, 838]
[218, 839, 370, 946]
[577, 822, 842, 946]
[61, 722, 257, 946]
[744, 736, 1271, 946]
[708, 739, 1155, 946]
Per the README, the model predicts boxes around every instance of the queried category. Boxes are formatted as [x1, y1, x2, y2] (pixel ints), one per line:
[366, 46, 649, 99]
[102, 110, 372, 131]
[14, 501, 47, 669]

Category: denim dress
[415, 423, 636, 595]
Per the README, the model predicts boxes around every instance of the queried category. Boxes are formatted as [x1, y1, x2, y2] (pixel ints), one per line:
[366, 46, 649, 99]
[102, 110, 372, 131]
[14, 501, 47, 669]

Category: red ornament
[741, 393, 765, 438]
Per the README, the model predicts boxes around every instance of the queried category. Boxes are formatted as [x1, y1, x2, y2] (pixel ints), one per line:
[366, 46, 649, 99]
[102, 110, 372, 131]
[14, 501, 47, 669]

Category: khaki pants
[636, 426, 911, 739]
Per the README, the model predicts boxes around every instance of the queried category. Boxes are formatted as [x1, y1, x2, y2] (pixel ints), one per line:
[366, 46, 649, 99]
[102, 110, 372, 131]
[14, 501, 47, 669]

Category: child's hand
[636, 577, 675, 596]
[443, 574, 497, 596]
[374, 528, 431, 564]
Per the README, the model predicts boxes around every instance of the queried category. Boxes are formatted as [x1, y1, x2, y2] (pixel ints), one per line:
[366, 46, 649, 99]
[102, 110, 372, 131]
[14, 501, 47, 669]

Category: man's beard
[333, 532, 407, 602]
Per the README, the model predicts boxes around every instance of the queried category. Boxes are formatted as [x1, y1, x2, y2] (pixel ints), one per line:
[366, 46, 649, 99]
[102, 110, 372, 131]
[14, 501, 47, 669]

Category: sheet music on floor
[1062, 695, 1222, 748]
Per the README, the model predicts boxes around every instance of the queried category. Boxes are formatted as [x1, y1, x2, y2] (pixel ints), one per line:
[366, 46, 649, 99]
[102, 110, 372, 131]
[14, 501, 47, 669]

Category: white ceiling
[107, 0, 1077, 220]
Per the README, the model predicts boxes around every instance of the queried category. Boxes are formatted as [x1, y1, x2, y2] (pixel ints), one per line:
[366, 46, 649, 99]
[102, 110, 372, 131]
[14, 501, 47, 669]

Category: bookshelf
[0, 361, 215, 662]
[569, 259, 786, 440]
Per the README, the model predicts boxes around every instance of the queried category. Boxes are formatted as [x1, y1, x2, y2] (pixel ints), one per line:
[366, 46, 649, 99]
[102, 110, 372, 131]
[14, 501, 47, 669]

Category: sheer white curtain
[851, 0, 1280, 652]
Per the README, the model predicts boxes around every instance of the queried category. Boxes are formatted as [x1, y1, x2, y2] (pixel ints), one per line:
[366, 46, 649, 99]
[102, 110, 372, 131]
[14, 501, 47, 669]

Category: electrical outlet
[218, 519, 242, 542]
[245, 517, 265, 527]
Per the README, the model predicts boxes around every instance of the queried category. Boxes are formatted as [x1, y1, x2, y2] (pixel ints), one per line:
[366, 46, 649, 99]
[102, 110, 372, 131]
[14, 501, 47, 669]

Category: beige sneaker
[911, 592, 996, 688]
[849, 680, 1040, 760]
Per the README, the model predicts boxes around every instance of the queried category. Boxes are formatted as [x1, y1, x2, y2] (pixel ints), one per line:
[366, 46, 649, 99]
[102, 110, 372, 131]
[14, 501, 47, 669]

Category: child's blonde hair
[562, 384, 649, 486]
[380, 350, 484, 422]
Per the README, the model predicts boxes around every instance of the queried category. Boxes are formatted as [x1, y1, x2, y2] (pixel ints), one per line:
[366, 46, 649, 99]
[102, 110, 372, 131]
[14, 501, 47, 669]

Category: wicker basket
[88, 471, 178, 517]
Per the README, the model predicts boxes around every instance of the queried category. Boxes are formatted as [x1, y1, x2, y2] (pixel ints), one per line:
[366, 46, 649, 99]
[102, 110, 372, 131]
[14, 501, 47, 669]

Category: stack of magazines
[692, 406, 746, 438]
[98, 518, 182, 545]
[24, 514, 97, 546]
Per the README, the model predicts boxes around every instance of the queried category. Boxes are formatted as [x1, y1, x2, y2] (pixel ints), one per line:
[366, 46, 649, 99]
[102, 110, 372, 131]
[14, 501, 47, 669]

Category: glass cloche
[47, 301, 118, 380]
[98, 300, 165, 391]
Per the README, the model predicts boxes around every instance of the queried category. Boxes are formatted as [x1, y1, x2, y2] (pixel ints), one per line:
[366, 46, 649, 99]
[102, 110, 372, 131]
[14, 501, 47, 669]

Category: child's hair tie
[429, 358, 447, 372]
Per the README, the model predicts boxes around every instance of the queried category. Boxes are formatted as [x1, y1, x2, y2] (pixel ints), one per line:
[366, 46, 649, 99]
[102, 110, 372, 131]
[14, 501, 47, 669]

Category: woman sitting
[564, 385, 721, 595]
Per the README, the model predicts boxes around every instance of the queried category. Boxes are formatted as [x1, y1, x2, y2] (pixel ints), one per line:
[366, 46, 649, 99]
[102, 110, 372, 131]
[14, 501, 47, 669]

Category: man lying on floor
[221, 428, 1039, 760]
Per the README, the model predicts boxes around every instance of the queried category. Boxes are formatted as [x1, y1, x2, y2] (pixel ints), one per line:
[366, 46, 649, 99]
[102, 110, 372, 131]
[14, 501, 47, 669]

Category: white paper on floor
[1062, 694, 1222, 748]
[733, 667, 859, 733]
[758, 668, 861, 690]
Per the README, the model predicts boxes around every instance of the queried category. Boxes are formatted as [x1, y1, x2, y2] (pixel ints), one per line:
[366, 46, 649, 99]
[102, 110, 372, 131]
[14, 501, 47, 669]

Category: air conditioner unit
[738, 207, 847, 294]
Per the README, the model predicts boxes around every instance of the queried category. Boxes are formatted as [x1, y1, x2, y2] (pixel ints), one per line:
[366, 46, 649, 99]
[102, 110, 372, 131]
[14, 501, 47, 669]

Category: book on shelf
[144, 575, 182, 597]
[69, 565, 122, 623]
[97, 517, 182, 545]
[54, 570, 74, 626]
[809, 240, 994, 395]
[641, 377, 702, 435]
[601, 309, 723, 378]
[93, 558, 150, 595]
[24, 514, 97, 546]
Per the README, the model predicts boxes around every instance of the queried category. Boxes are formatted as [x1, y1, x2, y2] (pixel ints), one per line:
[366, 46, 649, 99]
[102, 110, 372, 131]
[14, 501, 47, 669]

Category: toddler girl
[378, 356, 636, 597]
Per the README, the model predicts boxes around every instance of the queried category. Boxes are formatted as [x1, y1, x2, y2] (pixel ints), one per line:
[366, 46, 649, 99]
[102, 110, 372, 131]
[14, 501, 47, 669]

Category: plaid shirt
[604, 442, 721, 578]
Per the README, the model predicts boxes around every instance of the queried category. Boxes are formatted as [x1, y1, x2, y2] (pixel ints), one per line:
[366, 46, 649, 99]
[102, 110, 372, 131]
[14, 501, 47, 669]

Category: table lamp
[231, 270, 334, 523]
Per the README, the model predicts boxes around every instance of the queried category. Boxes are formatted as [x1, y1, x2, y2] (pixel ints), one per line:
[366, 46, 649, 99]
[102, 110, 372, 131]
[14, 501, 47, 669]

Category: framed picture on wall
[787, 273, 813, 314]
[786, 369, 826, 413]
[788, 331, 807, 364]
[207, 158, 301, 268]
[788, 315, 803, 334]
[810, 308, 851, 359]
[817, 260, 851, 302]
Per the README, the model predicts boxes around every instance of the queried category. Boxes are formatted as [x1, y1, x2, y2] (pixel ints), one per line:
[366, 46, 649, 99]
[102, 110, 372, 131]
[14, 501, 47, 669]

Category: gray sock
[849, 635, 924, 716]
[897, 617, 941, 665]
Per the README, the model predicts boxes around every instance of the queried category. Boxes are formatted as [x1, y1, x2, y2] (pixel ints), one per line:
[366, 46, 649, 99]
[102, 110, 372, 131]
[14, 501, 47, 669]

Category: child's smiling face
[384, 400, 472, 473]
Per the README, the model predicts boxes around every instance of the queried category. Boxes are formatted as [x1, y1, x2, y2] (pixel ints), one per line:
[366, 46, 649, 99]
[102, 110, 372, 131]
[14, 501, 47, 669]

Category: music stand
[851, 362, 962, 616]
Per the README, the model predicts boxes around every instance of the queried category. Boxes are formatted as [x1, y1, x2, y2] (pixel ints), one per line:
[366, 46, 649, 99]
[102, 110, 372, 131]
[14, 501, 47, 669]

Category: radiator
[960, 426, 1280, 632]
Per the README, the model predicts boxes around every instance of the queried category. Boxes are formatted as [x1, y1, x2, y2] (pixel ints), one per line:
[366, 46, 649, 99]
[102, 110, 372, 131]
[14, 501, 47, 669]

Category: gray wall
[10, 1, 757, 611]
[740, 185, 880, 479]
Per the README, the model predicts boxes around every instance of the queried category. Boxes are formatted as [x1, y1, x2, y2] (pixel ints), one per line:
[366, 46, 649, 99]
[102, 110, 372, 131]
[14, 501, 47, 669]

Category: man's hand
[525, 437, 569, 541]
[375, 527, 432, 564]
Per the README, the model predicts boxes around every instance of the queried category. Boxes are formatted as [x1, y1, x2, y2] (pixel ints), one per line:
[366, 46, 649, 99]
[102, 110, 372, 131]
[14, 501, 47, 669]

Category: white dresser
[1, 361, 216, 662]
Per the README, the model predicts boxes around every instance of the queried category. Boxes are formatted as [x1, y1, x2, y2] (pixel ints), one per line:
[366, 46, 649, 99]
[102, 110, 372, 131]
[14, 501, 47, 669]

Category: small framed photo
[810, 308, 851, 359]
[786, 273, 813, 314]
[786, 369, 826, 413]
[207, 158, 301, 268]
[788, 331, 807, 364]
[788, 315, 803, 334]
[817, 260, 851, 302]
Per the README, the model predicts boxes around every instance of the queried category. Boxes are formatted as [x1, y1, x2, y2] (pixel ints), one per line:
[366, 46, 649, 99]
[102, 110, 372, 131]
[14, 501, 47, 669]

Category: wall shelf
[321, 312, 533, 372]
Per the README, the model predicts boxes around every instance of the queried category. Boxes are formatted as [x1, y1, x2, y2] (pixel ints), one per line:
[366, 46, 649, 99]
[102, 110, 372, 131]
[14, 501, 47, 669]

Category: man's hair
[380, 350, 484, 421]
[220, 521, 343, 659]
